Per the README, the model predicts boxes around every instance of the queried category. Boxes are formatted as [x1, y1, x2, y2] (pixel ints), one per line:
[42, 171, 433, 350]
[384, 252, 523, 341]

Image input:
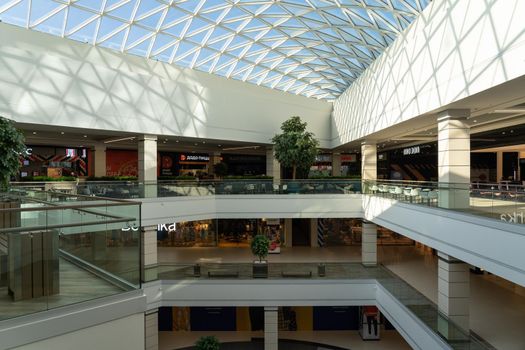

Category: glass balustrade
[157, 261, 491, 349]
[0, 189, 141, 321]
[12, 179, 363, 199]
[363, 180, 525, 225]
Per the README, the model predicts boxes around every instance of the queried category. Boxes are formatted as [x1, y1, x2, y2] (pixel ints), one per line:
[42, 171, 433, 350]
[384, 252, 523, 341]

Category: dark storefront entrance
[292, 219, 310, 246]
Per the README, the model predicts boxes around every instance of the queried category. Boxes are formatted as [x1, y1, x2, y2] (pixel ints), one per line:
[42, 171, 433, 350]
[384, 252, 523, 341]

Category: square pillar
[309, 219, 319, 247]
[332, 153, 341, 176]
[438, 252, 470, 338]
[142, 226, 158, 282]
[361, 142, 377, 194]
[93, 143, 107, 177]
[264, 306, 278, 350]
[283, 219, 292, 247]
[266, 147, 281, 183]
[496, 151, 503, 182]
[361, 221, 377, 266]
[208, 152, 222, 177]
[139, 135, 157, 197]
[145, 309, 158, 350]
[437, 110, 470, 209]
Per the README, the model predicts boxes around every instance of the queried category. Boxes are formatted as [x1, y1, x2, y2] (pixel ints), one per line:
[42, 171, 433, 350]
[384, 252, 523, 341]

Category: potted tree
[0, 117, 26, 193]
[195, 335, 220, 350]
[251, 234, 270, 278]
[272, 116, 319, 180]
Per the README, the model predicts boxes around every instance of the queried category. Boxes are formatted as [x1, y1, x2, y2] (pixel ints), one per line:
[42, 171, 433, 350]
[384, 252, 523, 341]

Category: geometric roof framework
[0, 0, 430, 101]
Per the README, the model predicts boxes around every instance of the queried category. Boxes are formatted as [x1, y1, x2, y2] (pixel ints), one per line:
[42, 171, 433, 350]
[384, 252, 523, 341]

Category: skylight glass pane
[0, 0, 431, 100]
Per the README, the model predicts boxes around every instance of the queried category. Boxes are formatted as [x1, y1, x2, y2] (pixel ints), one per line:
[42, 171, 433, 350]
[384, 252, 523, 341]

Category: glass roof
[0, 0, 430, 100]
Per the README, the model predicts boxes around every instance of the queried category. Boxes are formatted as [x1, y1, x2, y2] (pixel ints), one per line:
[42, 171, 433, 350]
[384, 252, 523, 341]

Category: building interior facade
[1, 0, 525, 349]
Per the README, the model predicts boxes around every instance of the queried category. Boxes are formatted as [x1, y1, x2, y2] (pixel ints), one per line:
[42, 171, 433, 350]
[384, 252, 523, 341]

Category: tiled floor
[159, 330, 410, 350]
[158, 244, 525, 350]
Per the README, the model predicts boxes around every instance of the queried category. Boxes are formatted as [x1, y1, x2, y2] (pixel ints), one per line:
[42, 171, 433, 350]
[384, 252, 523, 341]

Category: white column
[361, 221, 377, 266]
[266, 147, 281, 183]
[264, 307, 278, 350]
[139, 135, 157, 197]
[309, 219, 319, 248]
[361, 142, 377, 194]
[496, 151, 503, 182]
[142, 225, 158, 281]
[93, 143, 106, 177]
[145, 309, 158, 350]
[438, 252, 470, 338]
[332, 153, 341, 176]
[437, 110, 470, 209]
[361, 142, 377, 181]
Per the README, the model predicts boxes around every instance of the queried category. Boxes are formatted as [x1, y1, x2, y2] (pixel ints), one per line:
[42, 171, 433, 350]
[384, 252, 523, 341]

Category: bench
[208, 270, 239, 278]
[281, 271, 312, 278]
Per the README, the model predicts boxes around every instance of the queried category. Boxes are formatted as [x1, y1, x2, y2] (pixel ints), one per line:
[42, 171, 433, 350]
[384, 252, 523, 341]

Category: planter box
[252, 261, 268, 278]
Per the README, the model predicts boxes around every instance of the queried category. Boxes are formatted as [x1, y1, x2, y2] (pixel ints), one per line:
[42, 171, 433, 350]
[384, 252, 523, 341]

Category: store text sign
[403, 146, 420, 156]
[122, 222, 176, 232]
[180, 154, 210, 162]
[500, 212, 524, 224]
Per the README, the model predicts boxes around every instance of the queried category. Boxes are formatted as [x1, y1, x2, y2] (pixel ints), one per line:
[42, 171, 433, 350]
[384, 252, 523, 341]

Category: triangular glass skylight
[0, 0, 431, 100]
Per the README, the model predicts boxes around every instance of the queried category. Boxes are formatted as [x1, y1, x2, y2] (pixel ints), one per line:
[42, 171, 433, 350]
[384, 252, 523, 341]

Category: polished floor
[158, 245, 525, 350]
[160, 330, 410, 350]
[0, 258, 123, 320]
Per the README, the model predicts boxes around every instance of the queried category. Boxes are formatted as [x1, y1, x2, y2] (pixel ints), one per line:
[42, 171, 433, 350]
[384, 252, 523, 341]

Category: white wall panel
[139, 194, 364, 227]
[362, 195, 525, 287]
[332, 0, 525, 146]
[11, 314, 144, 350]
[0, 23, 332, 146]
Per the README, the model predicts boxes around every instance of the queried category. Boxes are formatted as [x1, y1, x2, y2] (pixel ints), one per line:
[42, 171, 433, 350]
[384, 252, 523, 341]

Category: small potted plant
[251, 234, 270, 278]
[195, 335, 220, 350]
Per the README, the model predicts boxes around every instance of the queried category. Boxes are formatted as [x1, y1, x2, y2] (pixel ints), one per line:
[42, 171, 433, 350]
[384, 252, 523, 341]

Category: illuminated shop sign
[179, 154, 210, 162]
[403, 146, 420, 156]
[315, 154, 332, 162]
[341, 154, 357, 162]
[14, 147, 32, 156]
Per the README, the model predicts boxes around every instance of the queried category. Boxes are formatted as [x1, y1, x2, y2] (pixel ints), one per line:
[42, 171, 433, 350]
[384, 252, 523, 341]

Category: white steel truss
[0, 0, 430, 100]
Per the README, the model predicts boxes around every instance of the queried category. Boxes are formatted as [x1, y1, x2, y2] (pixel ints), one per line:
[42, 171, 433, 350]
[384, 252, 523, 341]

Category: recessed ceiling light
[218, 144, 222, 147]
[502, 132, 506, 135]
[60, 131, 65, 135]
[175, 140, 179, 143]
[202, 141, 206, 144]
[473, 120, 477, 123]
[32, 131, 37, 135]
[194, 143, 198, 146]
[510, 130, 514, 133]
[164, 138, 168, 142]
[83, 135, 87, 138]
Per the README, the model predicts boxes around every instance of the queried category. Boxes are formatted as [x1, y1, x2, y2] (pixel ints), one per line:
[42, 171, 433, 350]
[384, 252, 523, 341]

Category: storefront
[157, 218, 282, 251]
[157, 219, 216, 247]
[340, 153, 360, 177]
[106, 149, 138, 177]
[309, 154, 332, 177]
[377, 143, 438, 181]
[221, 154, 266, 176]
[19, 145, 90, 179]
[158, 152, 210, 177]
[319, 219, 413, 246]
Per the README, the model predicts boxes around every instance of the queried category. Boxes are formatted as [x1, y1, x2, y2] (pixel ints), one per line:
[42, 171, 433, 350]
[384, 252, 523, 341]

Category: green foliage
[213, 162, 228, 178]
[223, 175, 273, 180]
[195, 336, 220, 350]
[22, 176, 77, 182]
[86, 176, 138, 181]
[251, 234, 270, 262]
[0, 117, 26, 190]
[157, 175, 197, 181]
[272, 116, 319, 179]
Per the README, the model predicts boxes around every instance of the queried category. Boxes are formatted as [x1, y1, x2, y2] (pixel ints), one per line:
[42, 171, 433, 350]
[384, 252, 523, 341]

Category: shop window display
[157, 220, 216, 247]
[321, 219, 413, 246]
